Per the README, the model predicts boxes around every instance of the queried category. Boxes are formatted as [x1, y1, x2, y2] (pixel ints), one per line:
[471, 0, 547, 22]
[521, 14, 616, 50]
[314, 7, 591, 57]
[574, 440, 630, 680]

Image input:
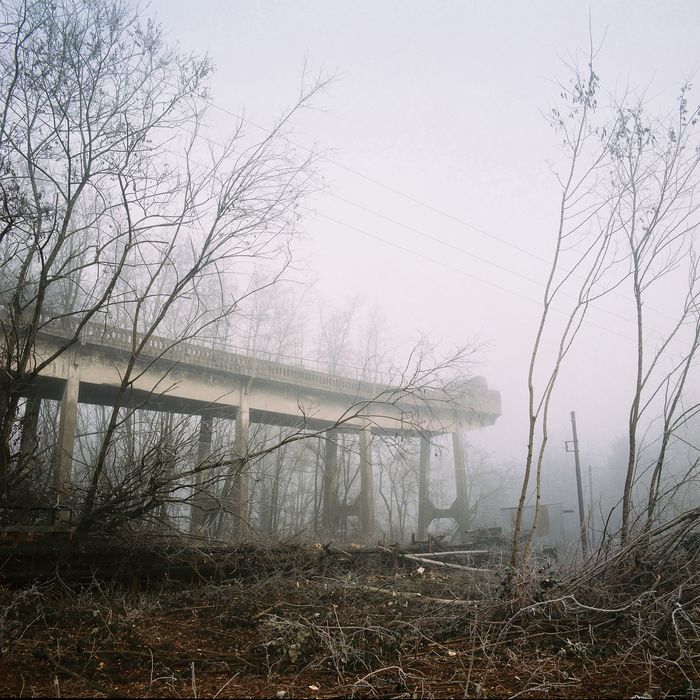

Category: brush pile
[0, 515, 697, 698]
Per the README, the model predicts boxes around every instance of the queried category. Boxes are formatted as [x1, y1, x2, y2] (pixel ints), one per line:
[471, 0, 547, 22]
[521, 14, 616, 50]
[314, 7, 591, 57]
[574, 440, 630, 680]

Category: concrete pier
[452, 428, 470, 534]
[358, 426, 375, 538]
[230, 384, 250, 539]
[321, 429, 339, 533]
[53, 350, 80, 500]
[191, 410, 214, 534]
[19, 319, 500, 539]
[417, 435, 431, 539]
[19, 394, 41, 465]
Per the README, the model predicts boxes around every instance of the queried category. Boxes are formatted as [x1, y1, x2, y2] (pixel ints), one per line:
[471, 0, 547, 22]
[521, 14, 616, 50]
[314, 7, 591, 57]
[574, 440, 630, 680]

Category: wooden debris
[400, 552, 495, 575]
[343, 583, 480, 606]
[416, 550, 490, 558]
[376, 545, 496, 575]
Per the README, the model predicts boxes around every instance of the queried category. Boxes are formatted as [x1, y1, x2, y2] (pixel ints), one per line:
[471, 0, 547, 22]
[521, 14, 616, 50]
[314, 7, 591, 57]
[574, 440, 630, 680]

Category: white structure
[21, 319, 501, 538]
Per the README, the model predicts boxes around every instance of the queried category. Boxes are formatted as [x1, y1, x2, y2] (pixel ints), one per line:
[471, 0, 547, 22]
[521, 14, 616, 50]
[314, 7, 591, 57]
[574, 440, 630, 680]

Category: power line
[203, 99, 551, 264]
[313, 210, 641, 346]
[323, 191, 643, 328]
[160, 135, 653, 346]
[200, 96, 679, 325]
[167, 120, 642, 331]
[170, 120, 554, 292]
[326, 191, 546, 287]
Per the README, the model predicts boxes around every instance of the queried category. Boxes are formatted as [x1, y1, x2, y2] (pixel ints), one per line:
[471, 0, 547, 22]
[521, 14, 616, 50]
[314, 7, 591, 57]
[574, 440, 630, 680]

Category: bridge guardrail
[22, 313, 498, 415]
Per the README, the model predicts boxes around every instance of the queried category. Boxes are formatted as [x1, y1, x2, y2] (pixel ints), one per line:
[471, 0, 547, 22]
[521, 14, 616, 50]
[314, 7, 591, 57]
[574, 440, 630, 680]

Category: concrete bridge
[19, 318, 501, 539]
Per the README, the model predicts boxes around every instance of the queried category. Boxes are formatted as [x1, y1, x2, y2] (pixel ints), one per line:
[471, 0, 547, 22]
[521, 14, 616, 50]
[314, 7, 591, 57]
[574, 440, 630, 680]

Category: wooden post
[358, 425, 374, 539]
[569, 411, 588, 556]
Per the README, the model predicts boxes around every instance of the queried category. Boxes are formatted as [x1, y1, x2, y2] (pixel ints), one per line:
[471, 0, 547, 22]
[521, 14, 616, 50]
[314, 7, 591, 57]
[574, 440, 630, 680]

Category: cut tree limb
[377, 545, 495, 575]
[343, 583, 481, 605]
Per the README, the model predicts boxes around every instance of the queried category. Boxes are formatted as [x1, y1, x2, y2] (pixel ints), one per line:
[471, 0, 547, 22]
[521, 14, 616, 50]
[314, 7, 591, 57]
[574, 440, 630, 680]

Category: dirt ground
[0, 545, 697, 698]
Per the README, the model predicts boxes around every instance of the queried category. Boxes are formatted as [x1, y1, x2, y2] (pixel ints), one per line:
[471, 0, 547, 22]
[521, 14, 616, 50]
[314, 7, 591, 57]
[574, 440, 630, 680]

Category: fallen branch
[378, 546, 495, 575]
[404, 553, 494, 574]
[416, 550, 490, 558]
[343, 583, 480, 606]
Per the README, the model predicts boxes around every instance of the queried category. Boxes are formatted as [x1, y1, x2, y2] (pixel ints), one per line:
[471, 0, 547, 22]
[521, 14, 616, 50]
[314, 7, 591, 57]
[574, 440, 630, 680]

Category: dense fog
[140, 0, 700, 551]
[2, 0, 699, 552]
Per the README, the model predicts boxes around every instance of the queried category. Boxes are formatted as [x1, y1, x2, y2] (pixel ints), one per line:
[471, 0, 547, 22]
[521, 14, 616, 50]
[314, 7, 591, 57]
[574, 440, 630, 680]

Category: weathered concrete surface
[25, 320, 501, 436]
[417, 435, 431, 539]
[53, 347, 80, 498]
[14, 319, 500, 540]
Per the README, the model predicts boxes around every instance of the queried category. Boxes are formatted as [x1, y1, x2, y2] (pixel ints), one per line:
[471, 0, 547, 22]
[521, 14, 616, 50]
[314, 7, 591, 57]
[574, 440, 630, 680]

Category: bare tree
[0, 0, 325, 529]
[510, 52, 625, 568]
[514, 43, 700, 570]
[606, 87, 700, 542]
[0, 0, 212, 492]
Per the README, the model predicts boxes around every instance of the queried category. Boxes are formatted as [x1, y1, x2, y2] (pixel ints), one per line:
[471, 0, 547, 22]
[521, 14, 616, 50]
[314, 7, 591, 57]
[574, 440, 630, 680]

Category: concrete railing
[35, 316, 385, 395]
[29, 313, 497, 414]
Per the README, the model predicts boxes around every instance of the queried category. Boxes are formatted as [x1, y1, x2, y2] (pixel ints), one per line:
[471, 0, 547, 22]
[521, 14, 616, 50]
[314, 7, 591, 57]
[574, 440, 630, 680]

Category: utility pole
[565, 411, 588, 556]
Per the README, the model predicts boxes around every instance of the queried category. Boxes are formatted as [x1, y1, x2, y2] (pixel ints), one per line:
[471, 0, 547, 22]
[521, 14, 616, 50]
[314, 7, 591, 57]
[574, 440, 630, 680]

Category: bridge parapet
[37, 314, 375, 394]
[31, 315, 499, 424]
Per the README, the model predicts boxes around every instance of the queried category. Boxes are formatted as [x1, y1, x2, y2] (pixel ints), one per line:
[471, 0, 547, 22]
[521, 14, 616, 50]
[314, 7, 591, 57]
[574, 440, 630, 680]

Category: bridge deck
[28, 318, 500, 434]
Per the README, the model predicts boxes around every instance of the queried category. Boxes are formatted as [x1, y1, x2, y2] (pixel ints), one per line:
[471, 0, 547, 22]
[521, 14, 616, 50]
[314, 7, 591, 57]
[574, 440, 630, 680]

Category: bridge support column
[321, 429, 339, 534]
[19, 393, 41, 464]
[231, 385, 250, 540]
[452, 427, 470, 535]
[359, 426, 374, 539]
[414, 430, 470, 542]
[417, 435, 431, 539]
[191, 410, 213, 535]
[53, 353, 80, 502]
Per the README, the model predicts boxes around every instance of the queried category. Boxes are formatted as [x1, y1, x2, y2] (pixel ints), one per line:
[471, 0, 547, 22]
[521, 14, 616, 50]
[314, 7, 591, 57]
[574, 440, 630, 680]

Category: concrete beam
[30, 332, 501, 435]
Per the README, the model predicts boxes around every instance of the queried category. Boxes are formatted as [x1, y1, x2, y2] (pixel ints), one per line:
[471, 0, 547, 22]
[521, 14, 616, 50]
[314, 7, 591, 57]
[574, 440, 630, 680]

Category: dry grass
[0, 521, 698, 698]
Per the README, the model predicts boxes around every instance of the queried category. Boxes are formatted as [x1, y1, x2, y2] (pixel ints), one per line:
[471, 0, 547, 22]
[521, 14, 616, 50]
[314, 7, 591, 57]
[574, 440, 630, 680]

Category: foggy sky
[147, 0, 700, 480]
